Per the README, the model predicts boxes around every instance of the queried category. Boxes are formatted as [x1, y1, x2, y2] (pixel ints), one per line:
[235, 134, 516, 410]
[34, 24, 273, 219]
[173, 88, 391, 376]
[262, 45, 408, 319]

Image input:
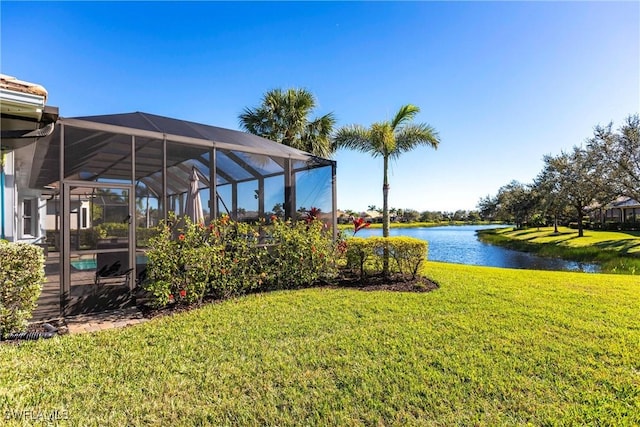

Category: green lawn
[1, 262, 639, 426]
[479, 226, 640, 274]
[492, 226, 640, 253]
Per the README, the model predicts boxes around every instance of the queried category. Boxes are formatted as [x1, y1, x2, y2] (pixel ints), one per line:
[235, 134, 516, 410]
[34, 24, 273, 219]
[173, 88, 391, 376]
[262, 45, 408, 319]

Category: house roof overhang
[0, 74, 59, 151]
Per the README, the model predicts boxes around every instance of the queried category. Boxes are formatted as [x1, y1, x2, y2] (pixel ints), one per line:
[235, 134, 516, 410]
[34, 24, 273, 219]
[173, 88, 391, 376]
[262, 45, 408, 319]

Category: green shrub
[89, 223, 159, 247]
[145, 220, 181, 307]
[205, 219, 269, 299]
[345, 236, 428, 280]
[144, 214, 339, 307]
[269, 218, 338, 289]
[0, 241, 45, 338]
[95, 223, 127, 238]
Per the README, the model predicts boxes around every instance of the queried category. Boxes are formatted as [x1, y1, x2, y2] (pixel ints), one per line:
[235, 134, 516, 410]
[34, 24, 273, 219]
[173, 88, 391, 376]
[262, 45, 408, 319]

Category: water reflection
[353, 225, 600, 273]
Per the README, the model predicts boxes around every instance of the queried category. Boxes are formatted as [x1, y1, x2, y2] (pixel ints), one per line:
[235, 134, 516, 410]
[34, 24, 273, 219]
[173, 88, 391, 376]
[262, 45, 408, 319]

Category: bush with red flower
[268, 214, 337, 289]
[145, 211, 340, 307]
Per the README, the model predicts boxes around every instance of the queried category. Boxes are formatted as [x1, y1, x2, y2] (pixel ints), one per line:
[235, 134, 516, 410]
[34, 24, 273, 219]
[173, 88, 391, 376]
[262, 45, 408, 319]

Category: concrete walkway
[63, 307, 148, 334]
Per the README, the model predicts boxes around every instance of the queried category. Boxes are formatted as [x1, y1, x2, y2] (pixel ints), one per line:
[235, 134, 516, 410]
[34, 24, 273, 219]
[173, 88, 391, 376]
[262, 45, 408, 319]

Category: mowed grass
[481, 227, 640, 274]
[494, 226, 640, 254]
[1, 262, 639, 426]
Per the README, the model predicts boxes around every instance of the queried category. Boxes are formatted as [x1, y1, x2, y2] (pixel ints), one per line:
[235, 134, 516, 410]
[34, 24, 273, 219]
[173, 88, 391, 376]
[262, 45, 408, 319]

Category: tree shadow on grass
[594, 240, 640, 255]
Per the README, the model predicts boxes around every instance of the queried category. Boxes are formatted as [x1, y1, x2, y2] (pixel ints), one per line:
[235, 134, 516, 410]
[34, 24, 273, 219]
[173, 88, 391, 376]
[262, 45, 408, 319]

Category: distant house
[588, 196, 640, 226]
[361, 210, 382, 223]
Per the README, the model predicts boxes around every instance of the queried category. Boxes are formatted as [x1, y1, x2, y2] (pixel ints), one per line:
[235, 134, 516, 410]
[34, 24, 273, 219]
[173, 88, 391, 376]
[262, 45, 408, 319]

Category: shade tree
[587, 114, 640, 202]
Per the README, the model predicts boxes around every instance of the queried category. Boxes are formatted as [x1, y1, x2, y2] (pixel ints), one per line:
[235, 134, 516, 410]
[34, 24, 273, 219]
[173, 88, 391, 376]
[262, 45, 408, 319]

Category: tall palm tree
[239, 88, 336, 158]
[333, 104, 440, 274]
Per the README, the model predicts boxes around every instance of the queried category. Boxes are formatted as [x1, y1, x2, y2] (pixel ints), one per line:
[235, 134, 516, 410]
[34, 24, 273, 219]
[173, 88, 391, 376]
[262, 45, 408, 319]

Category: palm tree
[239, 88, 336, 158]
[333, 104, 440, 274]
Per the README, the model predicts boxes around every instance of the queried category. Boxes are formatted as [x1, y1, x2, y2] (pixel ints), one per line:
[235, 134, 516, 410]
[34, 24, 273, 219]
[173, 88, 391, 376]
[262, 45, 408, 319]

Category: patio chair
[95, 239, 133, 287]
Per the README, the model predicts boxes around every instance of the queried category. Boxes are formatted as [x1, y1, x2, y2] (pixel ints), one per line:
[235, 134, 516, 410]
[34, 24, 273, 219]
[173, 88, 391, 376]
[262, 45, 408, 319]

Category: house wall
[592, 203, 640, 224]
[1, 150, 51, 243]
[1, 150, 16, 241]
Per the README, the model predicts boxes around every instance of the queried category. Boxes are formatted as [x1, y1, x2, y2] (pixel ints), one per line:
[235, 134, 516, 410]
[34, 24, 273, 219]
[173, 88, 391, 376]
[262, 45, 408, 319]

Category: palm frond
[390, 104, 420, 130]
[333, 125, 381, 156]
[371, 122, 394, 157]
[391, 123, 440, 159]
[240, 87, 335, 156]
[302, 112, 337, 157]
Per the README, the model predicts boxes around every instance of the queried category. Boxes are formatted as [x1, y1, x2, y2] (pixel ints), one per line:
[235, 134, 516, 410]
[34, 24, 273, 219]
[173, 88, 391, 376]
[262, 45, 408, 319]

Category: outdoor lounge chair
[95, 251, 133, 287]
[95, 240, 133, 287]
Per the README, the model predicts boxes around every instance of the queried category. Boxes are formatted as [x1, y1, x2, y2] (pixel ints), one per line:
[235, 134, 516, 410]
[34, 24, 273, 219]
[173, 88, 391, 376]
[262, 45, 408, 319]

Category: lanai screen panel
[214, 148, 290, 221]
[63, 126, 133, 183]
[29, 112, 336, 226]
[135, 136, 164, 246]
[165, 141, 212, 221]
[295, 164, 334, 222]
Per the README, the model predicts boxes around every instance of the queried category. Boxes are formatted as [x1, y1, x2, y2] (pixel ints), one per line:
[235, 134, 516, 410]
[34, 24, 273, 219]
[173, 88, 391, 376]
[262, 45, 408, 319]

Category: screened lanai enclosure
[20, 112, 336, 317]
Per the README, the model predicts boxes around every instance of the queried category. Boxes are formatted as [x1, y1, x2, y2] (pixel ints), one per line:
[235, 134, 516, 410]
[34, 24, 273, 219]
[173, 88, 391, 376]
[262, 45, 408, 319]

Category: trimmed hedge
[0, 241, 45, 338]
[345, 236, 428, 280]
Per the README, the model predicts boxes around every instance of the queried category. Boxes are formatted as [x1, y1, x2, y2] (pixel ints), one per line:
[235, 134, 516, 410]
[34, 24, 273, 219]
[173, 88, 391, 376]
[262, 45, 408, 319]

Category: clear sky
[2, 1, 638, 213]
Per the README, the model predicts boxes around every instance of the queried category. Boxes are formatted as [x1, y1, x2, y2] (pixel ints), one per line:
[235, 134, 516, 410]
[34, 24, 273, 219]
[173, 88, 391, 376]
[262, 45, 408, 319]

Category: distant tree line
[477, 114, 639, 237]
[338, 208, 482, 224]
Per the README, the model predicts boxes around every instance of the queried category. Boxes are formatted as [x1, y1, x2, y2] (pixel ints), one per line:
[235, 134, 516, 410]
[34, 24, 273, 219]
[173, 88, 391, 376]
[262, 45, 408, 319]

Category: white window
[21, 198, 37, 237]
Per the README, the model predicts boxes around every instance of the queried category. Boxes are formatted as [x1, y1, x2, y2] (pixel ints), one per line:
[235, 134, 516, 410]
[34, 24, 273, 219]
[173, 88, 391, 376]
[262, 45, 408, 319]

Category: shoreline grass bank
[1, 262, 638, 425]
[477, 226, 640, 274]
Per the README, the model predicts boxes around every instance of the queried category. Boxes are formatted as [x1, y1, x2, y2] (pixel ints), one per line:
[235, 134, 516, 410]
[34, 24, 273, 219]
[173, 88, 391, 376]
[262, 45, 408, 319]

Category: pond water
[353, 225, 600, 273]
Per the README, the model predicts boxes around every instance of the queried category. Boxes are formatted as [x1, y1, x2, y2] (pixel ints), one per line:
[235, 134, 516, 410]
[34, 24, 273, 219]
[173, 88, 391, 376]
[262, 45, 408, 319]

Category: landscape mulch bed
[330, 272, 440, 293]
[139, 272, 439, 319]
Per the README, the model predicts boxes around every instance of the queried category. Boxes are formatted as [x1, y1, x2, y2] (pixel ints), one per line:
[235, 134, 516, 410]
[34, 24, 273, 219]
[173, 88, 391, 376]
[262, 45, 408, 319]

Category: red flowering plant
[268, 207, 339, 289]
[305, 207, 322, 223]
[353, 217, 371, 235]
[145, 213, 182, 307]
[145, 208, 342, 307]
[146, 213, 215, 307]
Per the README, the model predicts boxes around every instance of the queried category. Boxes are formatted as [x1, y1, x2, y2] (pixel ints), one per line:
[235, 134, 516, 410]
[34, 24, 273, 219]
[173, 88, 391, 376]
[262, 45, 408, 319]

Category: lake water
[353, 225, 600, 273]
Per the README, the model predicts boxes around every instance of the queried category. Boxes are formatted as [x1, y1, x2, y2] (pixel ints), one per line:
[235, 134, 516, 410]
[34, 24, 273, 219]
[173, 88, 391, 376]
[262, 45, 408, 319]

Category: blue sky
[2, 1, 638, 212]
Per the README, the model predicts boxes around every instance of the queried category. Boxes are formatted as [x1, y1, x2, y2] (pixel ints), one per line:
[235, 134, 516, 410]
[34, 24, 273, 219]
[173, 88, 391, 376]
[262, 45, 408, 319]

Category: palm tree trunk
[383, 156, 390, 237]
[382, 155, 390, 277]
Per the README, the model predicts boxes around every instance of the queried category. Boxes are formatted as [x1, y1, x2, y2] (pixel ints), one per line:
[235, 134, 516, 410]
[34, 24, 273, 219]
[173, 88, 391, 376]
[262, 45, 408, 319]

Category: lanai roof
[28, 112, 333, 195]
[71, 112, 313, 158]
